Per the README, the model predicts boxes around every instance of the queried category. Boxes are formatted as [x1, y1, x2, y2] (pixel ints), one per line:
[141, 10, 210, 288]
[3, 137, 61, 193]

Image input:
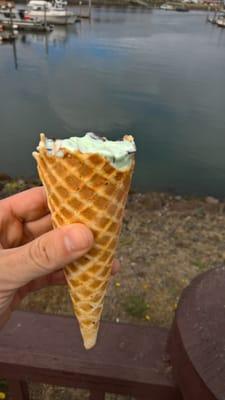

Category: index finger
[4, 186, 49, 222]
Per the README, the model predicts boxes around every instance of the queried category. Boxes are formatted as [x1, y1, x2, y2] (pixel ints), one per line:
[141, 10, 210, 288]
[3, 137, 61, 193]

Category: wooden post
[44, 4, 47, 29]
[8, 2, 13, 32]
[88, 0, 91, 19]
[44, 32, 49, 55]
[8, 380, 29, 400]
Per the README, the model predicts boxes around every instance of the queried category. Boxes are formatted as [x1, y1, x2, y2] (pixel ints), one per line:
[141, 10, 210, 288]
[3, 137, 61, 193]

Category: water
[1, 8, 225, 197]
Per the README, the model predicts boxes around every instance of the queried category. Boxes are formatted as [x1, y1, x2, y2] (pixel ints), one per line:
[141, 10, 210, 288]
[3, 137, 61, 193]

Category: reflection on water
[1, 8, 225, 196]
[11, 40, 18, 69]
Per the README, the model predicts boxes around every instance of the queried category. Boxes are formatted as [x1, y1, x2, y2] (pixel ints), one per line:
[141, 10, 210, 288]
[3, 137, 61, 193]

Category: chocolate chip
[88, 132, 106, 141]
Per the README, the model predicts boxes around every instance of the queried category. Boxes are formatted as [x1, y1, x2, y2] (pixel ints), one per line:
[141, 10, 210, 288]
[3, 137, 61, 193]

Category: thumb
[1, 223, 94, 287]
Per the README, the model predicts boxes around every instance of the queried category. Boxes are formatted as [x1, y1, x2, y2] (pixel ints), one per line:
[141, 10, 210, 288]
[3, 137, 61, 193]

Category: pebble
[205, 196, 219, 205]
[143, 283, 149, 290]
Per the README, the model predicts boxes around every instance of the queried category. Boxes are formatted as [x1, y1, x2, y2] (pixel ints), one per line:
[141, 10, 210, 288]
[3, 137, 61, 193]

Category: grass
[30, 384, 136, 399]
[0, 381, 7, 390]
[193, 259, 207, 271]
[0, 380, 7, 399]
[122, 294, 149, 319]
[193, 207, 206, 219]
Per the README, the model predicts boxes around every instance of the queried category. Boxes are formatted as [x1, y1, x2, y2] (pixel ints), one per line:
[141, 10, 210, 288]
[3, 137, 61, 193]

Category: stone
[205, 196, 219, 205]
[0, 173, 11, 181]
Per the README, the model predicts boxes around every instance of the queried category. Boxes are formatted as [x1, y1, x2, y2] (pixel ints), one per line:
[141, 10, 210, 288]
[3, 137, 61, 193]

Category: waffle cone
[33, 133, 134, 349]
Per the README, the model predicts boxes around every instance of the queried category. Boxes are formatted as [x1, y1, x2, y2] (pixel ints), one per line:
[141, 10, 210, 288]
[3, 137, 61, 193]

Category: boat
[160, 3, 174, 10]
[207, 14, 216, 23]
[207, 11, 225, 24]
[0, 30, 16, 41]
[25, 0, 77, 25]
[217, 16, 225, 27]
[0, 6, 54, 31]
[175, 5, 189, 11]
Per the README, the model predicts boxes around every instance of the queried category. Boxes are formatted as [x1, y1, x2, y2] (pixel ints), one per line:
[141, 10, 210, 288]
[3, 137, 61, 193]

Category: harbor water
[1, 7, 225, 196]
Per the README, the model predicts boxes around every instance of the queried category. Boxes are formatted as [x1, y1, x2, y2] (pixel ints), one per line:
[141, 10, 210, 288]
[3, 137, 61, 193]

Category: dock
[0, 19, 54, 32]
[0, 30, 16, 41]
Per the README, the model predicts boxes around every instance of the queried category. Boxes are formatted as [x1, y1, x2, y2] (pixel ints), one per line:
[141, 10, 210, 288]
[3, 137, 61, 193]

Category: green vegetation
[193, 259, 207, 271]
[123, 294, 149, 319]
[0, 380, 7, 399]
[193, 207, 206, 218]
[0, 380, 6, 390]
[3, 180, 27, 193]
[0, 176, 40, 199]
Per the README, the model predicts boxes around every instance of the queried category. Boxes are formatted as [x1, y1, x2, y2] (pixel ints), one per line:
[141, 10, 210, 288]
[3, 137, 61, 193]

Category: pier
[1, 19, 53, 31]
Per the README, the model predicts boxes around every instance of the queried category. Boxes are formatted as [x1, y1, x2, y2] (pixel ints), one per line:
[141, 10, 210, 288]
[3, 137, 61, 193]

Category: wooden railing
[0, 311, 180, 400]
[0, 267, 223, 400]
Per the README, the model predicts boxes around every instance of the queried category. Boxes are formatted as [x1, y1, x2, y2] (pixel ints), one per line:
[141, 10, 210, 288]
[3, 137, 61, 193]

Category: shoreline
[0, 174, 224, 202]
[14, 0, 220, 11]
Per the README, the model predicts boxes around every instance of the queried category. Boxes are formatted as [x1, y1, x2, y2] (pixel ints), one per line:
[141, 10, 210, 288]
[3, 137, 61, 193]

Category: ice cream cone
[33, 133, 135, 349]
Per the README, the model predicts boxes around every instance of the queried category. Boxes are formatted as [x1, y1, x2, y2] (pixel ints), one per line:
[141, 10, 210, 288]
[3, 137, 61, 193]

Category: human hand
[0, 187, 119, 328]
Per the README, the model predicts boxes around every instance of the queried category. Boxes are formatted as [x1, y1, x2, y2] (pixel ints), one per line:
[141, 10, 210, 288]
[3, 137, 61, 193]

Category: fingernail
[64, 225, 93, 253]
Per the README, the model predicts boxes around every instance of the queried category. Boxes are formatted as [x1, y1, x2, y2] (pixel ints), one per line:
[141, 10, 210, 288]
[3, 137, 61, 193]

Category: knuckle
[28, 237, 51, 272]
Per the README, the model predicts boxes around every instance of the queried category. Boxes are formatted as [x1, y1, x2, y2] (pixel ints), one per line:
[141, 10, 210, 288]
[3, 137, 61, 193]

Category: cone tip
[83, 334, 97, 350]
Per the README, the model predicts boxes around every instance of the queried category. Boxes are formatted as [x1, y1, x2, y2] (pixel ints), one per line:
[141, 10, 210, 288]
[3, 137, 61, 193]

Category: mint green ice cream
[40, 132, 136, 170]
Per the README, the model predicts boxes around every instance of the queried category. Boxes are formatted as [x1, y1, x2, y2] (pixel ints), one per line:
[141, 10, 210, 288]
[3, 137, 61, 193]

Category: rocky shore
[1, 175, 225, 399]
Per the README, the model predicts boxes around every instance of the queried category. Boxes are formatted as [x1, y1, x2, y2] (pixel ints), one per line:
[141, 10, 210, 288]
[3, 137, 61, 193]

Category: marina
[0, 0, 84, 44]
[0, 0, 81, 35]
[1, 8, 225, 196]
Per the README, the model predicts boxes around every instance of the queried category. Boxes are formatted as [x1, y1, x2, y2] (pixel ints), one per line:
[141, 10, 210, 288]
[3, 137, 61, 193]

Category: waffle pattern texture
[33, 134, 135, 349]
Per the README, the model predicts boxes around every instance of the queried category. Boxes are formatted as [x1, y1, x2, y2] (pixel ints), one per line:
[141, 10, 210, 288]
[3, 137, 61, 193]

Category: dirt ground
[1, 178, 225, 399]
